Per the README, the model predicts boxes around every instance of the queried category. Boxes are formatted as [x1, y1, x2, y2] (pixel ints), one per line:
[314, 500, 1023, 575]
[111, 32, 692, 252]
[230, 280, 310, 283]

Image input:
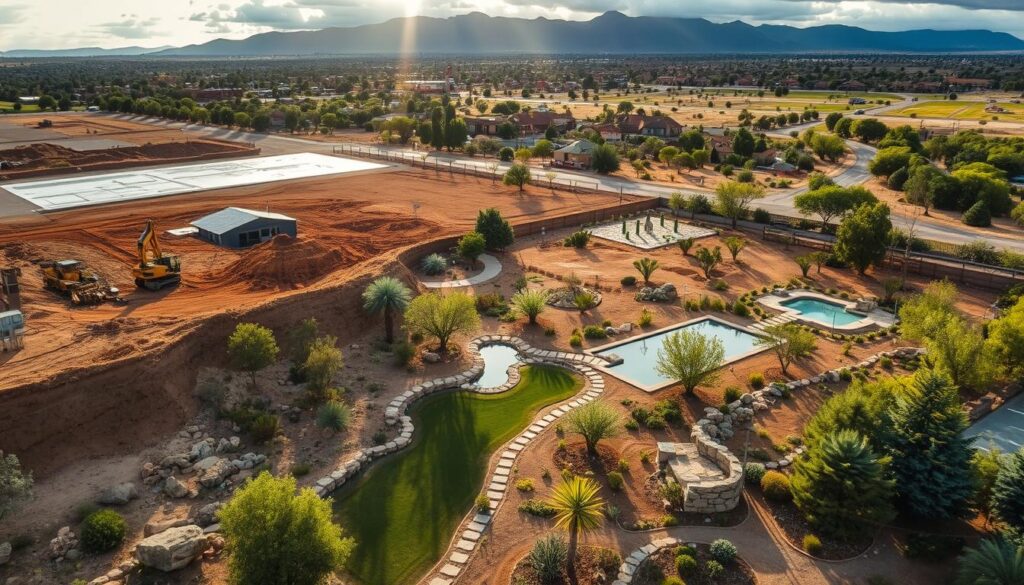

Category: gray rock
[198, 459, 238, 488]
[164, 476, 189, 499]
[0, 541, 11, 566]
[135, 525, 208, 572]
[193, 456, 221, 472]
[422, 351, 441, 363]
[195, 502, 223, 527]
[64, 548, 82, 561]
[47, 527, 77, 560]
[98, 482, 139, 506]
[189, 441, 213, 462]
[159, 454, 190, 470]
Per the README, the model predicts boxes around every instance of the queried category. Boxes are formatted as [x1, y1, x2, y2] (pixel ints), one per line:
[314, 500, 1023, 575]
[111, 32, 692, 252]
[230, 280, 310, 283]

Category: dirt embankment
[0, 140, 257, 180]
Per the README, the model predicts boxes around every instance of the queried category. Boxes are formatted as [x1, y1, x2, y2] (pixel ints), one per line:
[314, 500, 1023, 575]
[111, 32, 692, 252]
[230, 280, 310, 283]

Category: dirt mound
[223, 234, 347, 290]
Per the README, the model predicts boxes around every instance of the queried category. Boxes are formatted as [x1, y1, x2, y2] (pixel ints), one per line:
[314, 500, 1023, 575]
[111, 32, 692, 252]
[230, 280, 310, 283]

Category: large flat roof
[1, 152, 386, 213]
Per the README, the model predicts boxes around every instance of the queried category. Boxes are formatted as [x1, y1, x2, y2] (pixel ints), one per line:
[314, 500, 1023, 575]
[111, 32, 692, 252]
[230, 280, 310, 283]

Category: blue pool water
[781, 298, 861, 327]
[594, 318, 763, 389]
[476, 344, 520, 388]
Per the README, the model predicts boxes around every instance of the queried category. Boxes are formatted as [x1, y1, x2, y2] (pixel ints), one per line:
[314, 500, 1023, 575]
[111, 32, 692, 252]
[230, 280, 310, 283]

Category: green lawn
[333, 364, 582, 585]
[0, 101, 40, 113]
[888, 100, 1024, 122]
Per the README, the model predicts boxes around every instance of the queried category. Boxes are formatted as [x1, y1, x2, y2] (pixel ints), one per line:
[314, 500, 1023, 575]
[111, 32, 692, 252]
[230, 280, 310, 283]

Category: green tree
[887, 369, 974, 519]
[809, 133, 845, 162]
[834, 117, 854, 138]
[228, 323, 279, 386]
[475, 208, 515, 250]
[547, 477, 605, 585]
[565, 401, 621, 454]
[903, 165, 941, 215]
[384, 116, 416, 144]
[404, 292, 480, 353]
[658, 145, 680, 166]
[732, 127, 755, 158]
[803, 377, 896, 452]
[0, 451, 33, 521]
[532, 139, 555, 158]
[362, 276, 412, 344]
[972, 448, 1003, 524]
[503, 162, 531, 192]
[794, 185, 877, 227]
[430, 107, 444, 150]
[303, 336, 343, 396]
[791, 429, 895, 541]
[691, 149, 710, 168]
[632, 257, 659, 285]
[926, 317, 991, 390]
[898, 280, 959, 342]
[850, 118, 888, 143]
[219, 472, 354, 585]
[986, 297, 1024, 379]
[954, 538, 1024, 585]
[868, 146, 913, 177]
[233, 111, 251, 129]
[655, 329, 725, 394]
[715, 181, 765, 228]
[834, 202, 892, 274]
[824, 112, 843, 132]
[795, 255, 812, 277]
[668, 192, 687, 216]
[756, 323, 816, 375]
[591, 143, 620, 174]
[694, 246, 722, 279]
[992, 448, 1024, 536]
[445, 118, 468, 150]
[723, 236, 746, 262]
[511, 289, 548, 325]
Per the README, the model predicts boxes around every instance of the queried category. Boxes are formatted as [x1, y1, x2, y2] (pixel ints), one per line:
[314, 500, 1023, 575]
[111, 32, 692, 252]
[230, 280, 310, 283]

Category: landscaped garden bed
[509, 544, 622, 585]
[632, 542, 756, 585]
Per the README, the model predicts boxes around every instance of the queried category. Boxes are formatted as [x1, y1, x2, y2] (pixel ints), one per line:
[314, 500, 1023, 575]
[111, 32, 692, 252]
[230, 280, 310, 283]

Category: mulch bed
[510, 545, 622, 585]
[553, 441, 621, 475]
[754, 490, 872, 560]
[633, 544, 756, 585]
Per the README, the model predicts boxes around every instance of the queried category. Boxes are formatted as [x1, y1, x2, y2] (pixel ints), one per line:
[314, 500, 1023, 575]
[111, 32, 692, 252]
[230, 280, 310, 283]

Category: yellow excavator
[40, 260, 111, 305]
[132, 219, 182, 291]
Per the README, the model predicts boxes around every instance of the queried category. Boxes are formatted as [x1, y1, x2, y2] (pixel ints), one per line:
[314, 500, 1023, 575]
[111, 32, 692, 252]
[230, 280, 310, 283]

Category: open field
[0, 102, 41, 113]
[887, 100, 1024, 122]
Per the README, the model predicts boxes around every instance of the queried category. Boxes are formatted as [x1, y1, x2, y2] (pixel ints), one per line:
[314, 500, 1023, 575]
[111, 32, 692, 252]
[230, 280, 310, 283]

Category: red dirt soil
[224, 234, 347, 290]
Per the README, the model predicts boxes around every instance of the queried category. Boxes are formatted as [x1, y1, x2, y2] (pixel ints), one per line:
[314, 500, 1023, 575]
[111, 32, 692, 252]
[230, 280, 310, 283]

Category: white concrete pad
[2, 152, 386, 212]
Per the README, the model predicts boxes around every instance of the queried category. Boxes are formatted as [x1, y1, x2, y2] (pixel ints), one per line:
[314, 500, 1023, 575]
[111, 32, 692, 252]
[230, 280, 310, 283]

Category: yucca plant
[573, 291, 595, 314]
[954, 538, 1024, 585]
[420, 253, 447, 276]
[316, 401, 351, 432]
[565, 401, 621, 455]
[694, 246, 723, 279]
[633, 257, 660, 285]
[547, 477, 605, 585]
[511, 289, 549, 325]
[362, 276, 413, 344]
[677, 238, 695, 256]
[529, 534, 568, 584]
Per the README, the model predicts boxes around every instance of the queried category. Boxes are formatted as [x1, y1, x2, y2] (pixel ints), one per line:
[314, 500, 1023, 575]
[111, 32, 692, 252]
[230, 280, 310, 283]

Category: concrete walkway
[421, 254, 502, 289]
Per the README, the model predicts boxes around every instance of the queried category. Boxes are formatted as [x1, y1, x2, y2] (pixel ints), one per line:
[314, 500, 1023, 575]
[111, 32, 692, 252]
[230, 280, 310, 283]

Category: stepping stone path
[304, 335, 614, 585]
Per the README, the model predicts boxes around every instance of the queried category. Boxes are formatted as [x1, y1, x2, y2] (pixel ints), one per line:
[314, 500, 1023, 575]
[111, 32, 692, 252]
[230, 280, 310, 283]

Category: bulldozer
[40, 259, 112, 305]
[132, 219, 181, 291]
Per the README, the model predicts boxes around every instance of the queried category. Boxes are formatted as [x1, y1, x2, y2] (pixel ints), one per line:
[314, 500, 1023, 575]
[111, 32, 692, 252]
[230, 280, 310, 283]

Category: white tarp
[2, 152, 386, 212]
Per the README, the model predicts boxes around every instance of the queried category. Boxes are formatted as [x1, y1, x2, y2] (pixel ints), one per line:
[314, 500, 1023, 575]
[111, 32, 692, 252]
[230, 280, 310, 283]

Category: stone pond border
[306, 335, 616, 585]
[614, 535, 758, 585]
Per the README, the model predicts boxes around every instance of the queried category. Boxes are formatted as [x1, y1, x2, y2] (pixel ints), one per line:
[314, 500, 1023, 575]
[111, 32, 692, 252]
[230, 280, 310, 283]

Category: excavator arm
[137, 219, 163, 267]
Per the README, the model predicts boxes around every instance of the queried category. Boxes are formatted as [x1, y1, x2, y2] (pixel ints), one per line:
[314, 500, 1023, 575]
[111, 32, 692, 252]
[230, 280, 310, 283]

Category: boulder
[159, 454, 190, 470]
[422, 351, 441, 363]
[198, 459, 238, 489]
[0, 541, 11, 566]
[135, 525, 209, 572]
[195, 502, 223, 527]
[163, 476, 189, 499]
[634, 283, 678, 303]
[48, 527, 77, 560]
[98, 482, 139, 506]
[144, 517, 192, 537]
[193, 456, 221, 472]
[189, 441, 214, 462]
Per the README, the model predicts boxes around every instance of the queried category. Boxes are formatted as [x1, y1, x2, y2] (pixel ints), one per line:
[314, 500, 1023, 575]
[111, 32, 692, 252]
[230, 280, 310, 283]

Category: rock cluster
[141, 431, 260, 499]
[634, 283, 677, 302]
[47, 526, 78, 561]
[135, 525, 209, 572]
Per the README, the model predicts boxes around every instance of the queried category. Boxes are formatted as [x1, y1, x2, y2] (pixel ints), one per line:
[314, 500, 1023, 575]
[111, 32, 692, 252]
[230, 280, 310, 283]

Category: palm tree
[547, 477, 605, 585]
[361, 276, 412, 344]
[633, 257, 659, 286]
[954, 538, 1024, 585]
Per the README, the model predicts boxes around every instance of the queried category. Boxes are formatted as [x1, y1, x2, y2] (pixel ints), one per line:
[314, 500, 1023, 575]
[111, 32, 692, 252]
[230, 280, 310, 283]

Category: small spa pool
[781, 297, 861, 327]
[592, 317, 764, 390]
[476, 344, 520, 388]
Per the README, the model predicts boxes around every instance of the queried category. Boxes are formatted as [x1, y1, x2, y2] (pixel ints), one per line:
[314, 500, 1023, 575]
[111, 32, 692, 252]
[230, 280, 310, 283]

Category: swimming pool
[780, 298, 862, 327]
[590, 316, 765, 391]
[475, 344, 520, 388]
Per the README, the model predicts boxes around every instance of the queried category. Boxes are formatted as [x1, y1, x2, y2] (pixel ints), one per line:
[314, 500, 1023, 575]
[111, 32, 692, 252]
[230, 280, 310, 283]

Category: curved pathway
[421, 254, 502, 289]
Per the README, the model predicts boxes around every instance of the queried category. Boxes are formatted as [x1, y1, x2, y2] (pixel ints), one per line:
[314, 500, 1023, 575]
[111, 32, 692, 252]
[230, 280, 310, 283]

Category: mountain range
[0, 45, 173, 58]
[4, 13, 1023, 57]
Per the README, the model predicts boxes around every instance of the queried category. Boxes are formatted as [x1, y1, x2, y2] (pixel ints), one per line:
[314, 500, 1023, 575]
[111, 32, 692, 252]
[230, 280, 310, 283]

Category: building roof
[555, 139, 597, 155]
[191, 207, 295, 235]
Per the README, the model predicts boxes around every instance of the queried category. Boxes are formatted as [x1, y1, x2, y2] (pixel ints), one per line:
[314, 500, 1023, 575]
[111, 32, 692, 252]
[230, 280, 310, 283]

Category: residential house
[463, 116, 506, 137]
[613, 113, 684, 140]
[838, 80, 868, 91]
[510, 110, 576, 135]
[706, 135, 734, 164]
[552, 139, 598, 169]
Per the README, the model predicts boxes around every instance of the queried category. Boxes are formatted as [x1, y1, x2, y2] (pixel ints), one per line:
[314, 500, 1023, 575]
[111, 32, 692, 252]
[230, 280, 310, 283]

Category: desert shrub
[709, 539, 737, 564]
[761, 470, 791, 501]
[639, 308, 654, 327]
[839, 368, 853, 381]
[704, 559, 725, 578]
[713, 279, 729, 291]
[660, 481, 684, 509]
[674, 545, 697, 558]
[518, 499, 556, 517]
[529, 534, 568, 583]
[80, 509, 127, 553]
[732, 301, 750, 317]
[902, 533, 965, 562]
[748, 372, 765, 389]
[962, 200, 992, 227]
[634, 559, 665, 583]
[316, 401, 351, 432]
[595, 547, 622, 574]
[421, 253, 447, 275]
[250, 413, 280, 443]
[676, 554, 698, 576]
[617, 459, 630, 474]
[290, 463, 311, 477]
[645, 414, 667, 430]
[515, 478, 535, 492]
[744, 462, 766, 484]
[724, 386, 742, 404]
[880, 356, 893, 369]
[392, 341, 415, 366]
[563, 230, 592, 248]
[475, 494, 490, 512]
[621, 275, 637, 286]
[606, 471, 625, 491]
[803, 534, 823, 555]
[624, 419, 639, 431]
[582, 325, 607, 339]
[753, 208, 772, 224]
[663, 577, 685, 585]
[652, 399, 681, 423]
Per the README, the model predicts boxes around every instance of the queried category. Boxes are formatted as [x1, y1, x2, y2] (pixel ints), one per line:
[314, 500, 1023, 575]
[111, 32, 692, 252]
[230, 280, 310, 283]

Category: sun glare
[403, 0, 422, 18]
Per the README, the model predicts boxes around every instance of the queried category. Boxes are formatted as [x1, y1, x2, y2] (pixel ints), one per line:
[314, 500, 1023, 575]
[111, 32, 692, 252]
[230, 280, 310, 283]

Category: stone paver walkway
[421, 254, 502, 288]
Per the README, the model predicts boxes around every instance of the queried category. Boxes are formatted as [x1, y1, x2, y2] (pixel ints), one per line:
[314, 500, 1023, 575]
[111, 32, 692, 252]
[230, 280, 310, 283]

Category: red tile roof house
[463, 115, 507, 137]
[706, 135, 734, 164]
[614, 114, 685, 140]
[510, 110, 576, 135]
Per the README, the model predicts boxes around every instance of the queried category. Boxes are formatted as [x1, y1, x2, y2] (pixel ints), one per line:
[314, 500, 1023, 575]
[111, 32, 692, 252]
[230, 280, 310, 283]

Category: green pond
[333, 364, 582, 585]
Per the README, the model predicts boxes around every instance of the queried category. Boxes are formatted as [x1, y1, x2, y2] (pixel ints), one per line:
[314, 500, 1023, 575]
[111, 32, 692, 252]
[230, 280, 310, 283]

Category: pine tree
[887, 369, 975, 519]
[992, 448, 1024, 537]
[791, 429, 895, 541]
[430, 108, 444, 150]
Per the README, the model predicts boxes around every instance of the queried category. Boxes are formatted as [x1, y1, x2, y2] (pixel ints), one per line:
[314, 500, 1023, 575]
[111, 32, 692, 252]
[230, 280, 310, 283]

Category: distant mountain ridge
[155, 11, 1024, 56]
[0, 46, 172, 57]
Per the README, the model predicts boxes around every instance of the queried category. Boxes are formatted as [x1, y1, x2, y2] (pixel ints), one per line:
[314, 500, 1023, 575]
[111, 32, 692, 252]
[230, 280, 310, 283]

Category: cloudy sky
[1, 0, 1023, 51]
